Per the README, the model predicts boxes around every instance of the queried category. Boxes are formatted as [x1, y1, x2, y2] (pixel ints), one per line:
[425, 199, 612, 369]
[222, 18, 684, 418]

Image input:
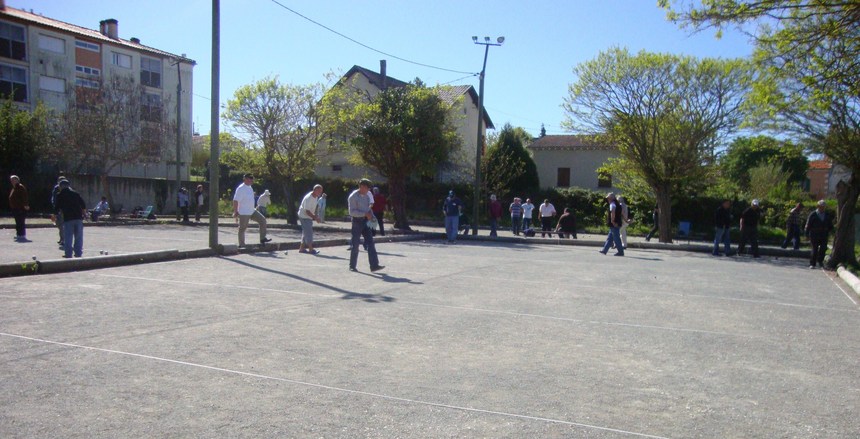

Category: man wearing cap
[443, 190, 463, 243]
[8, 175, 29, 242]
[599, 192, 624, 256]
[805, 200, 833, 269]
[738, 199, 761, 258]
[53, 179, 87, 258]
[348, 178, 384, 272]
[232, 173, 270, 247]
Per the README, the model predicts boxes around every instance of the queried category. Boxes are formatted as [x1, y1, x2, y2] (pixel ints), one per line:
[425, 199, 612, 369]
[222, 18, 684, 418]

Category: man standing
[232, 173, 270, 247]
[645, 205, 659, 242]
[509, 197, 523, 236]
[372, 187, 387, 236]
[738, 199, 761, 258]
[488, 194, 502, 237]
[51, 175, 66, 247]
[9, 175, 29, 242]
[298, 184, 323, 255]
[53, 179, 87, 258]
[348, 178, 384, 272]
[194, 185, 205, 222]
[177, 187, 190, 223]
[617, 196, 631, 248]
[805, 200, 833, 269]
[539, 199, 556, 238]
[599, 193, 624, 256]
[442, 190, 463, 243]
[713, 200, 733, 256]
[782, 202, 803, 250]
[522, 198, 535, 231]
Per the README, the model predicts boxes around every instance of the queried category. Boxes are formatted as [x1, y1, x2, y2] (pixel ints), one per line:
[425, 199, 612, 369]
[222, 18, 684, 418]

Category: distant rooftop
[527, 134, 613, 151]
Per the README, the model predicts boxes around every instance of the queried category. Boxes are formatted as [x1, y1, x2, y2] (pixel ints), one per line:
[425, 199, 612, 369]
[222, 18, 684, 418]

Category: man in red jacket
[372, 187, 387, 236]
[9, 175, 30, 242]
[488, 194, 502, 237]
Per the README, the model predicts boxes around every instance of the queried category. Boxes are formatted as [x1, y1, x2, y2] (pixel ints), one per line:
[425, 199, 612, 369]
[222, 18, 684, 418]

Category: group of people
[9, 174, 89, 258]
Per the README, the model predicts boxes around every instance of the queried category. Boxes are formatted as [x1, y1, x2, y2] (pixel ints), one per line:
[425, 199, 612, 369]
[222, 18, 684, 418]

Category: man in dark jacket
[738, 199, 761, 258]
[713, 200, 732, 256]
[53, 179, 87, 258]
[8, 175, 30, 242]
[599, 193, 624, 256]
[805, 200, 834, 269]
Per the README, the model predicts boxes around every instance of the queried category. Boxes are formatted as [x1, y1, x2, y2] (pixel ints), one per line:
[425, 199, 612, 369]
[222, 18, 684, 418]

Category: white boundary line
[0, 332, 670, 439]
[826, 271, 860, 307]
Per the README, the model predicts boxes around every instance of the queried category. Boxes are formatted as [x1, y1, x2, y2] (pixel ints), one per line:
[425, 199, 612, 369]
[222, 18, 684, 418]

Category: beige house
[314, 62, 493, 183]
[526, 134, 617, 191]
[0, 3, 195, 179]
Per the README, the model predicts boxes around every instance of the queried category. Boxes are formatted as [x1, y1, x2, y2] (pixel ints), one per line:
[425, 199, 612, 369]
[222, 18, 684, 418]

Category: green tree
[563, 47, 751, 242]
[347, 82, 460, 230]
[719, 135, 809, 194]
[482, 123, 539, 199]
[663, 0, 860, 266]
[0, 99, 52, 182]
[223, 77, 323, 224]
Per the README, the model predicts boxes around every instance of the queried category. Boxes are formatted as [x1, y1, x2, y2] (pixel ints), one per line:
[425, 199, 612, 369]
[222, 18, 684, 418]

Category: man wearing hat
[53, 179, 87, 258]
[738, 199, 761, 258]
[8, 175, 29, 242]
[805, 200, 833, 269]
[599, 192, 624, 256]
[232, 173, 270, 247]
[442, 190, 463, 243]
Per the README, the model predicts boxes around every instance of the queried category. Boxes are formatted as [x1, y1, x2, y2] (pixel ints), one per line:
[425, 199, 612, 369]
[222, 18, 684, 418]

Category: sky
[16, 0, 755, 138]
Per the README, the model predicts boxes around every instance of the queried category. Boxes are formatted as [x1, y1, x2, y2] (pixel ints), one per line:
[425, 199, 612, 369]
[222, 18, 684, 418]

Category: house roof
[809, 159, 832, 170]
[0, 6, 196, 64]
[342, 65, 494, 129]
[527, 134, 614, 151]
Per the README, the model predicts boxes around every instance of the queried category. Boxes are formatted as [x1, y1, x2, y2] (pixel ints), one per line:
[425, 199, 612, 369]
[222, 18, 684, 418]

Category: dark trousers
[181, 206, 189, 223]
[12, 208, 26, 237]
[372, 211, 385, 236]
[195, 204, 203, 221]
[782, 224, 801, 250]
[809, 234, 828, 267]
[489, 217, 498, 236]
[645, 225, 658, 241]
[55, 212, 64, 243]
[541, 217, 553, 237]
[738, 227, 759, 257]
[350, 217, 379, 270]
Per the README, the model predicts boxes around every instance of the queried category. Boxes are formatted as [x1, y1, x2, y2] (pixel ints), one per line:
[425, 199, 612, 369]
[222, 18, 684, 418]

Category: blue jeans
[350, 217, 379, 269]
[62, 219, 84, 257]
[713, 227, 731, 255]
[782, 224, 801, 250]
[523, 217, 531, 231]
[511, 216, 522, 235]
[601, 227, 624, 255]
[489, 217, 498, 237]
[444, 215, 459, 241]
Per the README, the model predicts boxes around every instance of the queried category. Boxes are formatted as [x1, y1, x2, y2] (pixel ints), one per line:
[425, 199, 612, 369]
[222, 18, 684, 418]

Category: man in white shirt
[348, 178, 384, 272]
[539, 199, 556, 238]
[522, 198, 535, 231]
[298, 184, 323, 254]
[232, 173, 270, 247]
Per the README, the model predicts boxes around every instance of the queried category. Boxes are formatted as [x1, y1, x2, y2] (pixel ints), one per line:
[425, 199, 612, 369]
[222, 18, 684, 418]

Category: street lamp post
[471, 36, 503, 236]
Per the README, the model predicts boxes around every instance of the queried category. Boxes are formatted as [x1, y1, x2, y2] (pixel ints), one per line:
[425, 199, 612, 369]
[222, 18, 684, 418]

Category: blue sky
[17, 0, 754, 138]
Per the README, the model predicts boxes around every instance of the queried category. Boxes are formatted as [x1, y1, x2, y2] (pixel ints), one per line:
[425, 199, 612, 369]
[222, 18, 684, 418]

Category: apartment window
[111, 51, 132, 69]
[39, 75, 65, 93]
[0, 64, 27, 101]
[140, 57, 161, 88]
[75, 40, 99, 52]
[0, 21, 26, 60]
[75, 78, 99, 89]
[141, 92, 162, 123]
[141, 126, 161, 158]
[557, 167, 570, 187]
[75, 65, 100, 76]
[38, 34, 65, 54]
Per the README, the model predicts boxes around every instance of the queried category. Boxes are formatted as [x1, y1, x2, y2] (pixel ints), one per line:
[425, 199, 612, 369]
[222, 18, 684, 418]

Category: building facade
[526, 134, 617, 191]
[0, 3, 195, 180]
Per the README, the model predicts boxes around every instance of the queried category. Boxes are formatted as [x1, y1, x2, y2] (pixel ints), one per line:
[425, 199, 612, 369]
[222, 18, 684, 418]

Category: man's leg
[611, 227, 624, 255]
[738, 230, 748, 254]
[56, 212, 64, 245]
[816, 236, 828, 265]
[363, 222, 380, 268]
[73, 220, 84, 257]
[251, 209, 268, 242]
[751, 228, 760, 257]
[723, 228, 732, 255]
[62, 221, 74, 257]
[349, 219, 362, 269]
[713, 228, 722, 255]
[237, 215, 250, 246]
[809, 236, 819, 266]
[620, 224, 628, 248]
[13, 209, 24, 239]
[600, 230, 613, 254]
[378, 211, 385, 236]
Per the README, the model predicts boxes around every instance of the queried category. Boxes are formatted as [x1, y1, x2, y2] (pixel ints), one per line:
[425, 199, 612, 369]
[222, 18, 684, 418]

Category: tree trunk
[826, 173, 859, 269]
[389, 176, 411, 230]
[98, 174, 115, 218]
[284, 180, 297, 225]
[655, 186, 673, 243]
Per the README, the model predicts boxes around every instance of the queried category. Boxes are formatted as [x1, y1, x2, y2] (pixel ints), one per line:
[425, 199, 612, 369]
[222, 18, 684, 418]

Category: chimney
[99, 20, 107, 36]
[101, 18, 118, 39]
[380, 59, 387, 90]
[130, 37, 140, 44]
[0, 0, 6, 10]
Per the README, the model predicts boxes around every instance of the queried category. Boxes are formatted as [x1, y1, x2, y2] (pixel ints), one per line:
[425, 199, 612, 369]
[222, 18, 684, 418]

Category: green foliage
[481, 123, 540, 199]
[747, 162, 809, 201]
[0, 99, 51, 179]
[718, 135, 809, 193]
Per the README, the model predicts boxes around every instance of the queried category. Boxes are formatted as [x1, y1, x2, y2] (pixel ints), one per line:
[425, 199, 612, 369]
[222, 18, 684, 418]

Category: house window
[0, 63, 27, 102]
[38, 34, 65, 54]
[598, 173, 612, 188]
[75, 78, 99, 89]
[557, 167, 571, 187]
[141, 92, 162, 122]
[0, 21, 26, 61]
[75, 65, 100, 76]
[140, 57, 161, 88]
[111, 52, 132, 69]
[39, 75, 65, 93]
[141, 126, 162, 158]
[75, 40, 99, 52]
[332, 164, 343, 172]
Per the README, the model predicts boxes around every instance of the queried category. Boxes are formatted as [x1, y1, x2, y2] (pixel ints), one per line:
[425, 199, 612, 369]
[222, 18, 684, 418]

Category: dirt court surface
[1, 240, 858, 438]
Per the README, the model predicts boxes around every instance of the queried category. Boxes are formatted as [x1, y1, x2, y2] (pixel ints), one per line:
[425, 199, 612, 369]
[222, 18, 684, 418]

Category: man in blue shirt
[442, 190, 463, 243]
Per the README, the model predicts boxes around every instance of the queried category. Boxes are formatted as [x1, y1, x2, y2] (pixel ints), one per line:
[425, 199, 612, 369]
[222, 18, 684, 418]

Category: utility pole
[172, 59, 182, 221]
[471, 36, 504, 236]
[209, 0, 220, 250]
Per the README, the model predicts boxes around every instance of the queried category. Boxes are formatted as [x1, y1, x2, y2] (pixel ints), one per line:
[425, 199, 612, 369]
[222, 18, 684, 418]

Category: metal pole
[208, 0, 220, 250]
[472, 45, 489, 236]
[175, 60, 182, 221]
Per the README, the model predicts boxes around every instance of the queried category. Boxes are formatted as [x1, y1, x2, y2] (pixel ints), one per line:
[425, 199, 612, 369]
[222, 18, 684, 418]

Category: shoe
[809, 265, 816, 269]
[309, 250, 319, 255]
[61, 255, 71, 259]
[349, 267, 357, 272]
[370, 265, 385, 272]
[614, 253, 624, 257]
[598, 250, 607, 255]
[260, 238, 272, 244]
[712, 252, 721, 256]
[298, 249, 308, 254]
[13, 235, 18, 241]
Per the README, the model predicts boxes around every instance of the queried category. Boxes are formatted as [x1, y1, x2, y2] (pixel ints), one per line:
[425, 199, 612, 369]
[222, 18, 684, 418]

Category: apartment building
[0, 2, 195, 179]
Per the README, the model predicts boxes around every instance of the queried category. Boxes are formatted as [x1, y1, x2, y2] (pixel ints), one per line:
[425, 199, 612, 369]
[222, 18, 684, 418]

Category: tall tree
[719, 135, 809, 193]
[563, 47, 751, 242]
[223, 77, 323, 224]
[346, 82, 460, 230]
[482, 123, 539, 199]
[0, 99, 52, 182]
[52, 75, 173, 211]
[663, 0, 860, 266]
